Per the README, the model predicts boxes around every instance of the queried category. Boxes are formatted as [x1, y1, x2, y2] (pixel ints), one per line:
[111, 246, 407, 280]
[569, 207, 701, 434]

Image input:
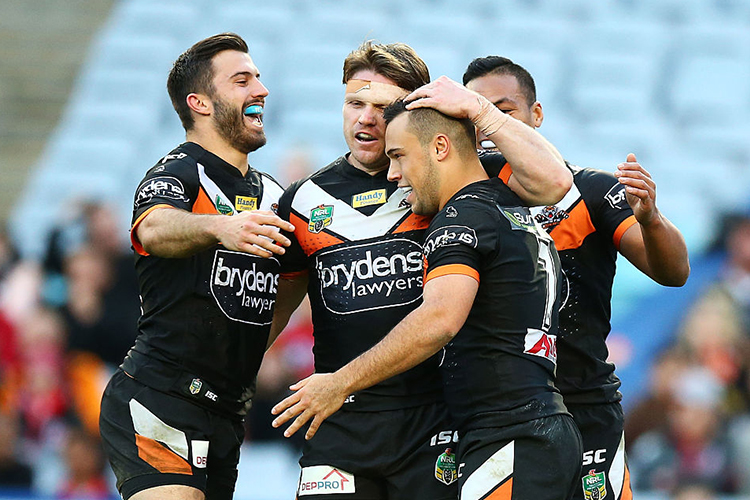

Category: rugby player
[463, 56, 690, 500]
[99, 33, 294, 500]
[269, 40, 572, 500]
[272, 95, 583, 500]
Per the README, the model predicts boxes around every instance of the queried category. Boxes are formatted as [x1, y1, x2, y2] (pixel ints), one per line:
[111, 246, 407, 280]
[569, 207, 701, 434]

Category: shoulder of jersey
[147, 149, 198, 178]
[285, 157, 343, 195]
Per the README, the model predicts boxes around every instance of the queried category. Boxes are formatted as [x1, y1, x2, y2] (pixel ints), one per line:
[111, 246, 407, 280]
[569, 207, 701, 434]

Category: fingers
[281, 408, 313, 438]
[305, 415, 325, 441]
[271, 391, 302, 418]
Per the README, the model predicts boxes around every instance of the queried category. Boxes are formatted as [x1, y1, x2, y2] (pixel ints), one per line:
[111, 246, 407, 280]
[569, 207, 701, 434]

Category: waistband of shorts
[120, 358, 248, 420]
[340, 388, 443, 412]
[461, 393, 569, 431]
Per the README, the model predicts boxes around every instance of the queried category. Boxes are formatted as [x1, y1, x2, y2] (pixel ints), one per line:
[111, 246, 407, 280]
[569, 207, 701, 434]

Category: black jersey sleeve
[277, 180, 309, 276]
[578, 168, 637, 248]
[422, 201, 498, 284]
[478, 150, 508, 179]
[132, 155, 199, 224]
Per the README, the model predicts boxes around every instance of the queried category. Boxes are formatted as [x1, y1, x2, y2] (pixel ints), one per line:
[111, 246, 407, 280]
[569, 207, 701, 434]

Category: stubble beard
[212, 96, 266, 154]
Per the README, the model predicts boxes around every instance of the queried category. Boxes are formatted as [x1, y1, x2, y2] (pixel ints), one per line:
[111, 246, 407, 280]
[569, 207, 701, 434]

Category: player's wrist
[472, 96, 509, 137]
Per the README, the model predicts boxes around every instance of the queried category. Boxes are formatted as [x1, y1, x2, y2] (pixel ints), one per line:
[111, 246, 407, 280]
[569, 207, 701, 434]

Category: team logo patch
[500, 207, 536, 231]
[352, 189, 387, 208]
[534, 205, 569, 230]
[435, 448, 457, 485]
[423, 225, 477, 259]
[524, 328, 557, 364]
[582, 470, 607, 500]
[135, 176, 188, 207]
[215, 195, 234, 215]
[189, 378, 202, 395]
[309, 205, 334, 233]
[316, 238, 423, 315]
[604, 184, 627, 210]
[210, 249, 279, 325]
[235, 196, 258, 212]
[445, 206, 458, 218]
[298, 465, 355, 495]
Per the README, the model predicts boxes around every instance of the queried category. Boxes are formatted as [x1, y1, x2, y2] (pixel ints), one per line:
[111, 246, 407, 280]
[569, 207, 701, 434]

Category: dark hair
[343, 41, 430, 92]
[167, 33, 249, 131]
[462, 56, 537, 106]
[384, 99, 477, 159]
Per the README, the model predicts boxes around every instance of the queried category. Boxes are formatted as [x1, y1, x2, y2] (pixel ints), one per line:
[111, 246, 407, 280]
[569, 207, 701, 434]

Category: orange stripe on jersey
[548, 200, 596, 251]
[620, 464, 633, 500]
[485, 477, 513, 500]
[130, 204, 176, 256]
[393, 212, 431, 233]
[498, 163, 513, 184]
[192, 187, 218, 215]
[135, 434, 192, 475]
[612, 215, 637, 251]
[290, 212, 345, 255]
[425, 264, 480, 284]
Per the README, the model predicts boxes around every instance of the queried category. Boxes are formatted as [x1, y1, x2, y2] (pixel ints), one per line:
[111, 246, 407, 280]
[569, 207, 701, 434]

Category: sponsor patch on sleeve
[135, 176, 189, 208]
[423, 225, 478, 259]
[298, 465, 355, 495]
[604, 184, 628, 210]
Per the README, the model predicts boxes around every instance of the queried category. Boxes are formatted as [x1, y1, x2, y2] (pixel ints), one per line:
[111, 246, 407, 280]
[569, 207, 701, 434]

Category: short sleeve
[423, 202, 497, 285]
[130, 157, 198, 255]
[582, 170, 637, 249]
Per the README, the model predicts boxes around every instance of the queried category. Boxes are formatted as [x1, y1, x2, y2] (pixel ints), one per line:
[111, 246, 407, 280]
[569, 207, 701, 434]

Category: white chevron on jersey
[197, 162, 236, 215]
[292, 180, 412, 240]
[259, 174, 284, 211]
[530, 180, 581, 216]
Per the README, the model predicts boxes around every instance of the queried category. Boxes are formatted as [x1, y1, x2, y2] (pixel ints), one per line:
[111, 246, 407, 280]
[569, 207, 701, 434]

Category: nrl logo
[189, 378, 202, 395]
[582, 470, 607, 500]
[215, 195, 234, 215]
[309, 205, 334, 234]
[434, 448, 457, 485]
[535, 205, 569, 230]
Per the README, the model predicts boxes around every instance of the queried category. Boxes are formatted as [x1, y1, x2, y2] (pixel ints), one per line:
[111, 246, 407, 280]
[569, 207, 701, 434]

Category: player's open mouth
[355, 132, 377, 143]
[244, 104, 264, 127]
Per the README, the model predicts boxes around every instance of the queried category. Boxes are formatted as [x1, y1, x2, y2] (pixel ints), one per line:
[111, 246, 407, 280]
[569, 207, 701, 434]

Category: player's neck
[186, 128, 249, 176]
[439, 157, 489, 210]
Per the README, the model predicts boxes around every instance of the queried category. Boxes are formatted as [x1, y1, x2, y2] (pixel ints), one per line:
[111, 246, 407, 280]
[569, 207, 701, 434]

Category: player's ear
[434, 134, 450, 161]
[532, 101, 544, 128]
[187, 93, 212, 117]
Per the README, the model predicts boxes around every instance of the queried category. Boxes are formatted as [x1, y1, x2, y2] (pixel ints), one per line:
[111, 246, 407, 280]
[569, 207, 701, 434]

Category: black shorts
[457, 414, 582, 500]
[99, 370, 244, 500]
[567, 402, 633, 500]
[297, 403, 457, 499]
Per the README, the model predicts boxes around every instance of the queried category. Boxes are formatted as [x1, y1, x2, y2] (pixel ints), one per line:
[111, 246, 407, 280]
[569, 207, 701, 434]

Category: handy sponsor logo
[316, 238, 423, 314]
[352, 189, 387, 208]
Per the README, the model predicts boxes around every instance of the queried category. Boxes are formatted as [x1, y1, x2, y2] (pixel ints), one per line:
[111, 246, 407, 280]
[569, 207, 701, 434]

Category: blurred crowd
[626, 212, 750, 497]
[0, 147, 748, 499]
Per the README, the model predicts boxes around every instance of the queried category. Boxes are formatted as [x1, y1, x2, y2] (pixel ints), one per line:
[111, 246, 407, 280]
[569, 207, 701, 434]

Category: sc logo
[582, 449, 607, 466]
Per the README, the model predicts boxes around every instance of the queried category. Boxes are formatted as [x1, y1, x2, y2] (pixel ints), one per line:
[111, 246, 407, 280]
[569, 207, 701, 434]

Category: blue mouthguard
[244, 105, 263, 116]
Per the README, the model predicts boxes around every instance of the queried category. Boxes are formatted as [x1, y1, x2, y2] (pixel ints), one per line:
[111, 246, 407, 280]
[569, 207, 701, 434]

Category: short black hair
[463, 55, 537, 106]
[384, 99, 477, 159]
[167, 33, 249, 131]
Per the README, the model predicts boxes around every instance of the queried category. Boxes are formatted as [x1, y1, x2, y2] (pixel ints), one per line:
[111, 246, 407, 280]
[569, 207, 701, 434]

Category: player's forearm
[336, 303, 456, 395]
[268, 275, 309, 349]
[640, 212, 690, 286]
[490, 118, 570, 204]
[472, 100, 570, 205]
[137, 208, 222, 258]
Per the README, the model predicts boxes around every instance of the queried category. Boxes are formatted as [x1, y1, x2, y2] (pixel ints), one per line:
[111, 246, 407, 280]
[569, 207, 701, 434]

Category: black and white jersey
[122, 142, 284, 418]
[278, 155, 442, 411]
[423, 178, 568, 430]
